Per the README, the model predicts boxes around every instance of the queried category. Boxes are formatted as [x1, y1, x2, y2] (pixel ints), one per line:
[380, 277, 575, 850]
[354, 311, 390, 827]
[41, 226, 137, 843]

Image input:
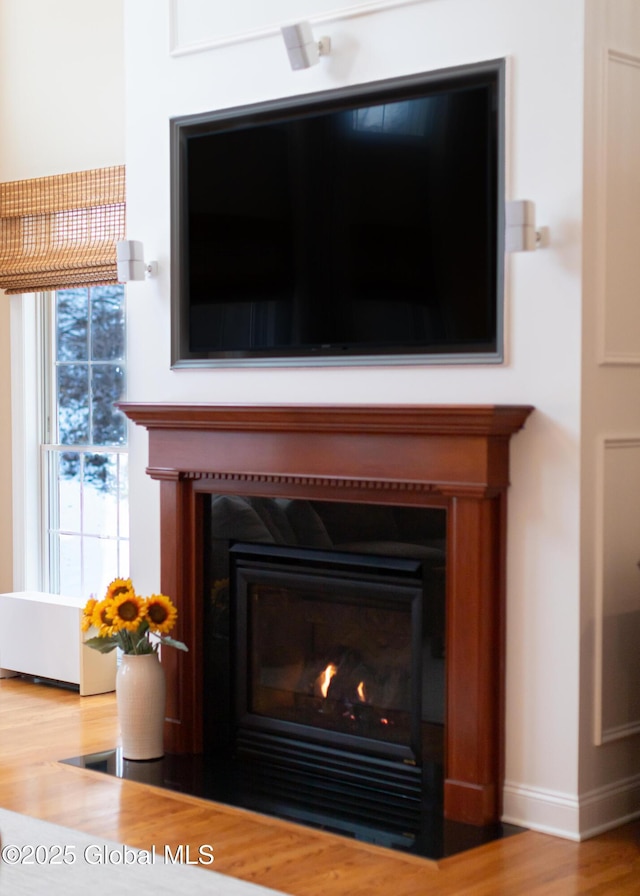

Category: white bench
[0, 591, 116, 696]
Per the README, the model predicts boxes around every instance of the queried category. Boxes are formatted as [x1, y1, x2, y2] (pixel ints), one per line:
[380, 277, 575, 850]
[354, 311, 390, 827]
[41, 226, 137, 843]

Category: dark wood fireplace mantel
[120, 402, 533, 826]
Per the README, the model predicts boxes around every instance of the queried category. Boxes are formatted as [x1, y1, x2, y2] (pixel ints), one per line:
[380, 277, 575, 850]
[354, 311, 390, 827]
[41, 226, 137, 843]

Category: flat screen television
[170, 59, 505, 367]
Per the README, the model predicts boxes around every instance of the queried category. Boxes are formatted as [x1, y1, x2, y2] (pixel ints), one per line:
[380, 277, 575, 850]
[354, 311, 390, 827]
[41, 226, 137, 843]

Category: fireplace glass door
[232, 543, 424, 766]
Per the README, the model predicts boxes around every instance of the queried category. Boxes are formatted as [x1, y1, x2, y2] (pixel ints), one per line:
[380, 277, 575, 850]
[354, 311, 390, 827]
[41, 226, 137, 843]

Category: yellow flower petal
[81, 597, 97, 632]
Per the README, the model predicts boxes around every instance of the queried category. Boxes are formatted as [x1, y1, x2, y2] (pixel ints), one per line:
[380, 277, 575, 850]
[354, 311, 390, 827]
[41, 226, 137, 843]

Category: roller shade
[0, 165, 125, 294]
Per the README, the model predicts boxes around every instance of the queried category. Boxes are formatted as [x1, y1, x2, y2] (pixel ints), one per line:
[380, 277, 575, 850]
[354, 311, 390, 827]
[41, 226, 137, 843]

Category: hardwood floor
[0, 677, 638, 895]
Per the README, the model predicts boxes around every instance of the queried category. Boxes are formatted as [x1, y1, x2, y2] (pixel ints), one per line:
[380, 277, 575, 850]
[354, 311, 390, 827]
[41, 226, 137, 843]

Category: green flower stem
[121, 630, 132, 654]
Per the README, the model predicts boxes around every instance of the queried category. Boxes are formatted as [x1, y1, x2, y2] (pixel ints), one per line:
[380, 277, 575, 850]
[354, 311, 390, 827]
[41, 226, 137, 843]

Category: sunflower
[91, 598, 118, 636]
[81, 597, 97, 632]
[109, 589, 147, 633]
[104, 577, 135, 602]
[145, 594, 178, 635]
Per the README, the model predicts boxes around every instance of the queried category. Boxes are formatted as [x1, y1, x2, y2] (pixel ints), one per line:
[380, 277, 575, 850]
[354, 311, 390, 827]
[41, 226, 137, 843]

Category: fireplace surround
[119, 402, 533, 828]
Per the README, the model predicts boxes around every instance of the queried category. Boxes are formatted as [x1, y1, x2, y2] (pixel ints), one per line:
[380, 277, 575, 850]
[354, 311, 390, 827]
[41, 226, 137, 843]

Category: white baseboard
[578, 772, 640, 839]
[503, 772, 640, 840]
[502, 781, 581, 840]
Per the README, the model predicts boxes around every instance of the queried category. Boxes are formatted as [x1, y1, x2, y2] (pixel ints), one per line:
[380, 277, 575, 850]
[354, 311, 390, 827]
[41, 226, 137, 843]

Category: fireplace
[202, 508, 447, 837]
[119, 403, 532, 829]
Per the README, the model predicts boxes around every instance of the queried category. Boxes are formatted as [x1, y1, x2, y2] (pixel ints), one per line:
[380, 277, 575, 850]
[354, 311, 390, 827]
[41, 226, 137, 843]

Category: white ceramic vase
[116, 652, 166, 760]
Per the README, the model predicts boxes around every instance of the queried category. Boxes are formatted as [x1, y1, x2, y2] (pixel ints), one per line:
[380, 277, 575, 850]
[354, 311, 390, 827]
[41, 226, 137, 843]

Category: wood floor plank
[0, 677, 638, 895]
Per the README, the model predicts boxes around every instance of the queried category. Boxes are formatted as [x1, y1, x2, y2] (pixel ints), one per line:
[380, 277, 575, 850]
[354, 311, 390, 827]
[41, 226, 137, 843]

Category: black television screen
[170, 59, 505, 367]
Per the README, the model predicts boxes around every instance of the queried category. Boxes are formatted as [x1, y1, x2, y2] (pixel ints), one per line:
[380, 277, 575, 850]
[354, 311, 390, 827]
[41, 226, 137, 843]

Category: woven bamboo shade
[0, 165, 125, 294]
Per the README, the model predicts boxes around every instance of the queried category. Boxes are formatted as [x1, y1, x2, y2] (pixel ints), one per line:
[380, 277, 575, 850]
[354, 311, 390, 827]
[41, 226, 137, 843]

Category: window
[41, 286, 129, 597]
[3, 166, 128, 596]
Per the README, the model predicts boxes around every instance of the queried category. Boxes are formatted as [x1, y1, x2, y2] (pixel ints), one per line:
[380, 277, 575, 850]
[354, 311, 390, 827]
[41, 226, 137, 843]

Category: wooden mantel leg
[159, 476, 202, 755]
[444, 494, 503, 825]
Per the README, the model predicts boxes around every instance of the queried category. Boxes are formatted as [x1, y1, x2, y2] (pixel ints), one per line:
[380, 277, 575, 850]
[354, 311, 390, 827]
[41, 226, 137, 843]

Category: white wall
[0, 0, 124, 180]
[124, 0, 590, 836]
[0, 0, 125, 593]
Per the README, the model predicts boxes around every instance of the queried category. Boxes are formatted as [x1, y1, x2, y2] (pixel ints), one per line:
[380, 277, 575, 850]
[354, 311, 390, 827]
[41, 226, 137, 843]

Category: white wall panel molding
[596, 49, 640, 365]
[169, 0, 425, 56]
[594, 436, 640, 744]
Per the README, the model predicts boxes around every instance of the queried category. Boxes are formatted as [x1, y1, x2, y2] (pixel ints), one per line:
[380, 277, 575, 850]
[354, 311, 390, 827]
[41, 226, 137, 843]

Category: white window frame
[11, 293, 45, 592]
[11, 290, 129, 596]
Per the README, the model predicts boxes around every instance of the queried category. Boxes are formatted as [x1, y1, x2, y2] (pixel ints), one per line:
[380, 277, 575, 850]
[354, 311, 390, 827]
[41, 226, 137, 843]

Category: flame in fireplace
[357, 680, 366, 703]
[319, 663, 337, 698]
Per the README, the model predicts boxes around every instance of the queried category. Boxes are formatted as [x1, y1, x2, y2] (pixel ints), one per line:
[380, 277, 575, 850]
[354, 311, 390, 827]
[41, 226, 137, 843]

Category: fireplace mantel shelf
[121, 402, 533, 828]
[119, 402, 533, 437]
[119, 402, 533, 498]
